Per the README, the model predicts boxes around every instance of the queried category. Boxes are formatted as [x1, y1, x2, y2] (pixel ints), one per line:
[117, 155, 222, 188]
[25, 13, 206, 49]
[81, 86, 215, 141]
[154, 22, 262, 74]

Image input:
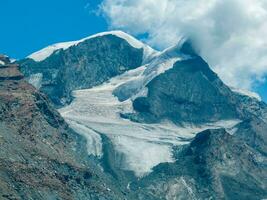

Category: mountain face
[0, 56, 125, 200]
[19, 31, 156, 106]
[4, 31, 267, 199]
[117, 41, 267, 124]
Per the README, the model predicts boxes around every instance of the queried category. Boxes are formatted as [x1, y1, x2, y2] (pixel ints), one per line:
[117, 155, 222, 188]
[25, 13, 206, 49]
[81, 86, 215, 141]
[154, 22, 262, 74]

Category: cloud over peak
[101, 0, 267, 90]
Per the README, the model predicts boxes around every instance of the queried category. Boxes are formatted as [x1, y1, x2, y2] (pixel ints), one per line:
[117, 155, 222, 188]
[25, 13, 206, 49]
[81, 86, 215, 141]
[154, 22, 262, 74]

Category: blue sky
[0, 0, 106, 59]
[0, 0, 266, 101]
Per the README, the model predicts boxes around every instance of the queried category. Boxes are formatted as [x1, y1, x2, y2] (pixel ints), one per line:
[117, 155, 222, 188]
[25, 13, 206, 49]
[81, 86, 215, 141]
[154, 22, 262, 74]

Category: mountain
[7, 31, 267, 199]
[115, 41, 267, 124]
[19, 31, 157, 106]
[0, 55, 125, 200]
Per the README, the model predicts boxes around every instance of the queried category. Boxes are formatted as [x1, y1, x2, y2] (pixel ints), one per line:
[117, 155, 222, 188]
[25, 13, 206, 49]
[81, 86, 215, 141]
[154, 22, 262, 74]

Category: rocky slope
[0, 55, 125, 200]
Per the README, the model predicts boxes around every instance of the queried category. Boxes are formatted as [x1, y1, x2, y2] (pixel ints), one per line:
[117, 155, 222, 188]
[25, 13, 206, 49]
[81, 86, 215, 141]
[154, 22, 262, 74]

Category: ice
[113, 52, 184, 101]
[10, 58, 16, 63]
[28, 30, 158, 63]
[28, 73, 43, 89]
[66, 120, 103, 158]
[112, 136, 173, 177]
[59, 65, 241, 177]
[113, 40, 196, 101]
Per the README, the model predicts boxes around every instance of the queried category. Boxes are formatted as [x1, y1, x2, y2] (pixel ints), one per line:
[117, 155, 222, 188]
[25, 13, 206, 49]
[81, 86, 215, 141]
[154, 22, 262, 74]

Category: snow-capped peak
[27, 30, 158, 62]
[27, 41, 78, 62]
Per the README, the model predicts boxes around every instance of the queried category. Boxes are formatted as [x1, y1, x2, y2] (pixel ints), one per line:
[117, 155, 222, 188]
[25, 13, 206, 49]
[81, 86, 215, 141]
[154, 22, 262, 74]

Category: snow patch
[28, 30, 158, 63]
[10, 58, 16, 63]
[0, 60, 5, 65]
[231, 87, 261, 101]
[113, 43, 196, 102]
[28, 41, 78, 62]
[113, 56, 182, 101]
[28, 73, 43, 89]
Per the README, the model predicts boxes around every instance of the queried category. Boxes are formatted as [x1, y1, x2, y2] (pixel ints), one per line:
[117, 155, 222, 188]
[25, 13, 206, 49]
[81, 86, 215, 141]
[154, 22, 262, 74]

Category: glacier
[59, 61, 240, 177]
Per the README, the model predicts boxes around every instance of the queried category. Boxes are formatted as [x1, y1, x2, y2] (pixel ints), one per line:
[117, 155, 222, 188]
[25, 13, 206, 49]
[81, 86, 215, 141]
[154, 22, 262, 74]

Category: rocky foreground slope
[0, 55, 125, 200]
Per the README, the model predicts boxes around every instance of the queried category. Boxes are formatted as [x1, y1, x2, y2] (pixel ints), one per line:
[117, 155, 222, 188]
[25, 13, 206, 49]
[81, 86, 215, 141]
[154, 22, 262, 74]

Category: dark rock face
[19, 35, 143, 105]
[235, 117, 267, 155]
[115, 41, 267, 124]
[0, 61, 124, 200]
[134, 57, 238, 123]
[128, 55, 267, 124]
[179, 39, 199, 56]
[131, 129, 267, 200]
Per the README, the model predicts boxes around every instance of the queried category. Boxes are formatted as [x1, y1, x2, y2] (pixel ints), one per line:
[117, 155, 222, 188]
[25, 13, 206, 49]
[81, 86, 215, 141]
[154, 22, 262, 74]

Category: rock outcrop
[131, 128, 267, 199]
[0, 55, 23, 80]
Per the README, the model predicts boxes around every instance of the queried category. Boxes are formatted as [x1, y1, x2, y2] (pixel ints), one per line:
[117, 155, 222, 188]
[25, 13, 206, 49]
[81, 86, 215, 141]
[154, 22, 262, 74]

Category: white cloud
[101, 0, 267, 90]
